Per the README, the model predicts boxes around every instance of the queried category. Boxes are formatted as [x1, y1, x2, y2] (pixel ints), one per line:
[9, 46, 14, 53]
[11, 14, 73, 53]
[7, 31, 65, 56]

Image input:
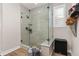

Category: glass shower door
[30, 4, 49, 47]
[21, 8, 30, 47]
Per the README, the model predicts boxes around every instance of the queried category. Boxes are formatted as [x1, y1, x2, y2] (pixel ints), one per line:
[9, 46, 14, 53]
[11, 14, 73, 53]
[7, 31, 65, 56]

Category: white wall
[68, 4, 79, 56]
[0, 3, 2, 52]
[72, 19, 79, 56]
[2, 3, 21, 51]
[65, 3, 79, 55]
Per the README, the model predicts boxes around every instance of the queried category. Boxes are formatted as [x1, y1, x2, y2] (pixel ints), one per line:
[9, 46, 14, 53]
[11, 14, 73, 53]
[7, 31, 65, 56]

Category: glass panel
[48, 5, 53, 42]
[21, 4, 53, 48]
[30, 4, 49, 47]
[21, 6, 30, 46]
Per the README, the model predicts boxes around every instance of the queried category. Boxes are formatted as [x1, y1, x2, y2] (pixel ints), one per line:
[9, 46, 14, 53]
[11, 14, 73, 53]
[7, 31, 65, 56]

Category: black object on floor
[32, 48, 41, 56]
[54, 38, 67, 56]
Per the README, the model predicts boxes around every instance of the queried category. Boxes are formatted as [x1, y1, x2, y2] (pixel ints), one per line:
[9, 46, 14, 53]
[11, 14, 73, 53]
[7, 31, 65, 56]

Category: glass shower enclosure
[21, 3, 53, 48]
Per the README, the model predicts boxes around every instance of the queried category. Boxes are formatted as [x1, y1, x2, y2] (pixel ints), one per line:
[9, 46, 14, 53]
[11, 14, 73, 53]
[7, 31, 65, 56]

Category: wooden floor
[5, 48, 28, 56]
[5, 48, 66, 56]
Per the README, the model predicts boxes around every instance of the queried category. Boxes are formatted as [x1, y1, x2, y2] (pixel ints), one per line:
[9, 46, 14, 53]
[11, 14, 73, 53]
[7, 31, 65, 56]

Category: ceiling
[21, 3, 46, 9]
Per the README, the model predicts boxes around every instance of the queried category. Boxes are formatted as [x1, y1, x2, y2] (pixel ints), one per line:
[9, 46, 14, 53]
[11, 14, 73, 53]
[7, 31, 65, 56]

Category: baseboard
[1, 46, 20, 56]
